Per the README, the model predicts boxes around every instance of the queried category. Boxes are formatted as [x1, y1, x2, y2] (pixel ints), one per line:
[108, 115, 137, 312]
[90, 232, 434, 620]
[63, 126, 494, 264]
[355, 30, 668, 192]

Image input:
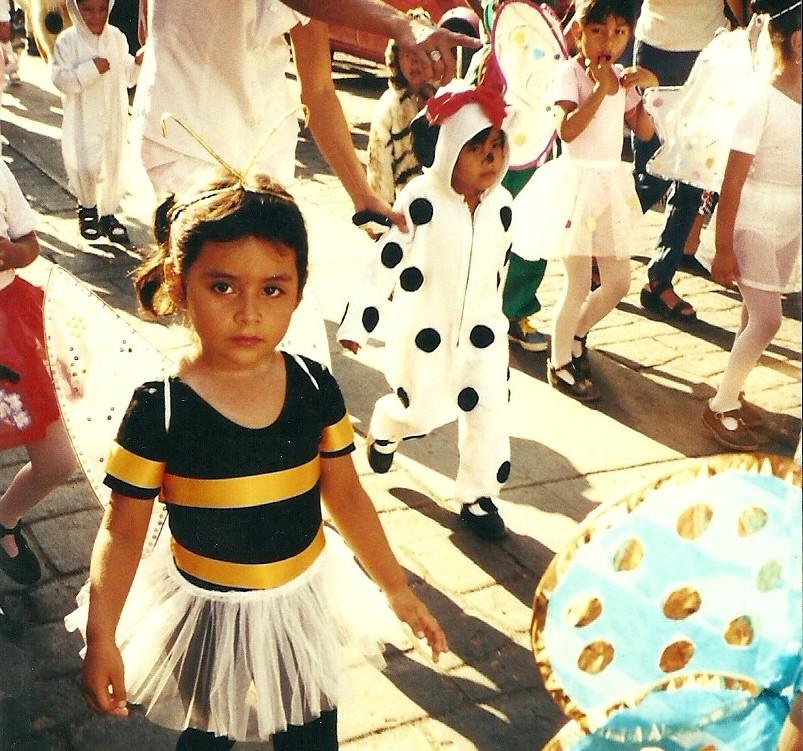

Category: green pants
[501, 167, 548, 320]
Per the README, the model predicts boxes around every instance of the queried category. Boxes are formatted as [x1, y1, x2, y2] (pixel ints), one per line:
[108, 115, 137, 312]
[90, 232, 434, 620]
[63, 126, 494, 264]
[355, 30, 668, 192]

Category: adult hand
[396, 20, 480, 87]
[94, 57, 111, 74]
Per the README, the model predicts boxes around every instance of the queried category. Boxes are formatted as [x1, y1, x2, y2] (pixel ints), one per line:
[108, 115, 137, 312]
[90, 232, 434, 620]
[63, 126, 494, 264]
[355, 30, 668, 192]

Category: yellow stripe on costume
[162, 455, 320, 508]
[320, 414, 354, 454]
[106, 442, 166, 490]
[171, 525, 326, 589]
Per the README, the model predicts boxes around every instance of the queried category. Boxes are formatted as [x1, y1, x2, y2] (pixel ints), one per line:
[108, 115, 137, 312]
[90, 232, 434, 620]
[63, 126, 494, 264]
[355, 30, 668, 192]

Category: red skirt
[0, 276, 61, 451]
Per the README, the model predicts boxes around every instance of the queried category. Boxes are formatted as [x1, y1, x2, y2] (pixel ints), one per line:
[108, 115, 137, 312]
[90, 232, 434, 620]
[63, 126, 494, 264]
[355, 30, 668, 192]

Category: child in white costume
[51, 0, 142, 244]
[704, 0, 801, 452]
[512, 0, 657, 402]
[339, 79, 512, 542]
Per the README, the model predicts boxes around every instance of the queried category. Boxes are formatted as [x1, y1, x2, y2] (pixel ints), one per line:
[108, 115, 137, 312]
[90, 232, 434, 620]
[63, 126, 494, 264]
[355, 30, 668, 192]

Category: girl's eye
[264, 285, 283, 297]
[211, 281, 233, 294]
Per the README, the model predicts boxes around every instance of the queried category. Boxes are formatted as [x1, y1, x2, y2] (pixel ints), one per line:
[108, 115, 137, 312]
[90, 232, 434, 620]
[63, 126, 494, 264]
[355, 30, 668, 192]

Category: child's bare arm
[320, 454, 449, 661]
[713, 149, 753, 289]
[82, 494, 153, 716]
[0, 231, 40, 272]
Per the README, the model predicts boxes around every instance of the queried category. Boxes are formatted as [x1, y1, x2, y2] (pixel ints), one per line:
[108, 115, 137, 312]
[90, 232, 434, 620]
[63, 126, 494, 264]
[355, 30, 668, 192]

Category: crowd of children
[0, 0, 800, 749]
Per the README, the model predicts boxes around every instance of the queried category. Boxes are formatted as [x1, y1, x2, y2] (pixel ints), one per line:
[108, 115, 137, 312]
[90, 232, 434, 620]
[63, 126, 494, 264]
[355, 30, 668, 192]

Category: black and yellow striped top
[104, 353, 355, 590]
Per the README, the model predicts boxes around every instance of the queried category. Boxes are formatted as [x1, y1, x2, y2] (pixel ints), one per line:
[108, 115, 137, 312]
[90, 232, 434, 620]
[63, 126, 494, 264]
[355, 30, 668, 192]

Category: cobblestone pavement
[0, 53, 800, 751]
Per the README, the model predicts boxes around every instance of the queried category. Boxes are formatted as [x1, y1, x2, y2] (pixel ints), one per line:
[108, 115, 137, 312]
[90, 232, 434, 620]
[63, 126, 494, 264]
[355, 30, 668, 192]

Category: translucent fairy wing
[492, 0, 568, 170]
[644, 27, 760, 192]
[542, 681, 788, 751]
[43, 266, 176, 555]
[532, 454, 802, 724]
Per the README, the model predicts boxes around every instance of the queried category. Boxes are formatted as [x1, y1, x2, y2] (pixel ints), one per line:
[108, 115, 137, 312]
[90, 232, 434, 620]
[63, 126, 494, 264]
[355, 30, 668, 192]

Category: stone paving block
[24, 479, 98, 523]
[341, 720, 434, 750]
[68, 710, 188, 751]
[28, 572, 88, 625]
[1, 729, 71, 751]
[460, 584, 534, 636]
[29, 510, 101, 576]
[399, 534, 525, 597]
[380, 506, 455, 548]
[337, 661, 431, 740]
[10, 675, 89, 736]
[26, 622, 84, 678]
[600, 338, 681, 369]
[424, 690, 564, 751]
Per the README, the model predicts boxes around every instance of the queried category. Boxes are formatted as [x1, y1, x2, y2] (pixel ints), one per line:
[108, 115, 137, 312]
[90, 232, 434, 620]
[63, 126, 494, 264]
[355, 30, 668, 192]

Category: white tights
[0, 420, 76, 556]
[710, 284, 782, 413]
[552, 255, 631, 369]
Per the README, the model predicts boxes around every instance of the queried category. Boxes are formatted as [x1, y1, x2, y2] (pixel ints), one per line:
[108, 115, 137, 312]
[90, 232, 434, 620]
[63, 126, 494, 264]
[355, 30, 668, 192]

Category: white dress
[730, 84, 801, 294]
[50, 0, 140, 215]
[512, 59, 644, 262]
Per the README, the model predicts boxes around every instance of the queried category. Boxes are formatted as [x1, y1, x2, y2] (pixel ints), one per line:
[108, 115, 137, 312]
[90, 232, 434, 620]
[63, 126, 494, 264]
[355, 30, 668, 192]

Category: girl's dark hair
[135, 172, 308, 317]
[752, 0, 802, 58]
[386, 7, 434, 91]
[411, 110, 440, 167]
[464, 126, 507, 149]
[575, 0, 638, 27]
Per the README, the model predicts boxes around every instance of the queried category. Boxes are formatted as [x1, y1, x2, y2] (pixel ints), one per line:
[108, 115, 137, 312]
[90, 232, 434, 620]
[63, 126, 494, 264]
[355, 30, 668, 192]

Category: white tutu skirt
[65, 527, 400, 742]
[734, 180, 802, 294]
[512, 157, 644, 262]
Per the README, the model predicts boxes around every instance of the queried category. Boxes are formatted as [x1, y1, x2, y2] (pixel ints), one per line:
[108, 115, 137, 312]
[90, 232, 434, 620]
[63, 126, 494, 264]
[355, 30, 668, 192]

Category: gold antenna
[161, 113, 245, 183]
[161, 104, 311, 188]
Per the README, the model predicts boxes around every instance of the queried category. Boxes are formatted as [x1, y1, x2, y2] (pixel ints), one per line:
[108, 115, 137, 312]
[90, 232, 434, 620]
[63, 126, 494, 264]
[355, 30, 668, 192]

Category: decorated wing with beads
[43, 266, 176, 556]
[644, 21, 768, 192]
[532, 454, 802, 729]
[492, 0, 568, 170]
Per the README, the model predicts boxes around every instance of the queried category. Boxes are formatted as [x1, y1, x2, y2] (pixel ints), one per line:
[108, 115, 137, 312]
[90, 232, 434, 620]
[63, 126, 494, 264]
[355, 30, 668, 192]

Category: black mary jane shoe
[77, 205, 101, 241]
[572, 335, 592, 380]
[0, 521, 42, 585]
[99, 214, 131, 245]
[366, 437, 395, 474]
[640, 281, 697, 322]
[547, 360, 600, 403]
[460, 497, 508, 541]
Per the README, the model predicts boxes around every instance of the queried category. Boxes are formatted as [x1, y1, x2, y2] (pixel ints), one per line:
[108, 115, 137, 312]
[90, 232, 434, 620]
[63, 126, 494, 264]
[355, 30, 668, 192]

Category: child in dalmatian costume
[339, 79, 513, 541]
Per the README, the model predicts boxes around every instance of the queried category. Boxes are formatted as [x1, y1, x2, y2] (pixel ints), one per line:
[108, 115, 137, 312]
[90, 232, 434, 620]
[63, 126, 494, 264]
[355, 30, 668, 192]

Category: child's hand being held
[388, 586, 449, 663]
[82, 641, 129, 717]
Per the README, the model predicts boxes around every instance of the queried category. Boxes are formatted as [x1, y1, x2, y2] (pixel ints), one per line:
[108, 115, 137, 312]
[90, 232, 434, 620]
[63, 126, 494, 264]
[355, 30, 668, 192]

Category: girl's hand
[134, 48, 145, 66]
[712, 247, 739, 289]
[94, 57, 111, 74]
[339, 339, 360, 354]
[388, 586, 449, 663]
[82, 640, 129, 717]
[620, 65, 659, 91]
[587, 60, 618, 96]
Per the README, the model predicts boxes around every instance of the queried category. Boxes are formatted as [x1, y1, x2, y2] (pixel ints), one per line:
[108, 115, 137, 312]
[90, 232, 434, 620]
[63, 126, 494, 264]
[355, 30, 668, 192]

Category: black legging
[176, 710, 339, 751]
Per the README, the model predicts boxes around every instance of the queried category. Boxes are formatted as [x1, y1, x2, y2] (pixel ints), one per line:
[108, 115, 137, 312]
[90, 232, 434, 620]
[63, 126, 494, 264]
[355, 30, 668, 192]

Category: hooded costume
[51, 0, 139, 216]
[338, 80, 513, 506]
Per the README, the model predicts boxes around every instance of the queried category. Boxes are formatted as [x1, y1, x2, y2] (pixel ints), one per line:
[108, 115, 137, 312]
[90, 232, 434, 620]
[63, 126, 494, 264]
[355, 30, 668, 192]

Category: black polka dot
[381, 242, 403, 268]
[497, 271, 501, 289]
[409, 198, 433, 225]
[504, 244, 512, 265]
[457, 387, 479, 411]
[500, 206, 512, 231]
[362, 307, 379, 332]
[497, 461, 511, 483]
[414, 328, 441, 352]
[470, 325, 495, 349]
[506, 367, 511, 381]
[396, 387, 410, 408]
[400, 267, 424, 291]
[340, 302, 349, 325]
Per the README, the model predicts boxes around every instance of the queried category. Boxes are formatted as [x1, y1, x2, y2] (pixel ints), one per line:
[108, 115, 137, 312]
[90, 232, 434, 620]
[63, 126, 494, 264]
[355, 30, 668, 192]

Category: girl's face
[179, 235, 300, 371]
[451, 128, 506, 198]
[574, 14, 631, 67]
[77, 0, 109, 35]
[399, 49, 432, 93]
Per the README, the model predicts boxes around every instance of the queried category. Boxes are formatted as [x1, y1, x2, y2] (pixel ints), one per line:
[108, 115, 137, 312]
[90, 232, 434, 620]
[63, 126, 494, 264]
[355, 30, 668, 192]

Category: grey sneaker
[508, 319, 548, 352]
